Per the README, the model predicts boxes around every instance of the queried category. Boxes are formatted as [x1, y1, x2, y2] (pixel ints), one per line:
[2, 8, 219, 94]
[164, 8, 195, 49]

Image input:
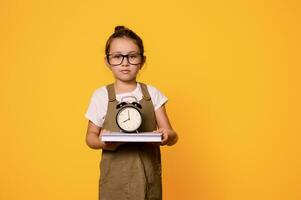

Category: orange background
[1, 0, 300, 199]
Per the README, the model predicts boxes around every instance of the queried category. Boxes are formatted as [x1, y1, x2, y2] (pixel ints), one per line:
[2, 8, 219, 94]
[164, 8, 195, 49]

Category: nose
[121, 55, 130, 66]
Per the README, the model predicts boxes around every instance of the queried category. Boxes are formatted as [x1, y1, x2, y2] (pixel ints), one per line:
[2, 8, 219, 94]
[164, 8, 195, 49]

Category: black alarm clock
[116, 97, 143, 133]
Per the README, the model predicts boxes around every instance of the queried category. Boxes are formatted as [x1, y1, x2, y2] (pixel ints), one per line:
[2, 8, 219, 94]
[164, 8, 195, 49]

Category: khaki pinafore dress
[99, 82, 162, 200]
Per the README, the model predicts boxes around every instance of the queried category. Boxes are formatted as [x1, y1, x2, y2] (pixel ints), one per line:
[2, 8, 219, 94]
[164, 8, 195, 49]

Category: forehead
[109, 37, 139, 53]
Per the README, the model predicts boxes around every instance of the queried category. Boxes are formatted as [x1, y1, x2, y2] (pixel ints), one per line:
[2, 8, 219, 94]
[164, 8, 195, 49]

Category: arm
[86, 120, 102, 149]
[154, 104, 178, 146]
[85, 120, 123, 151]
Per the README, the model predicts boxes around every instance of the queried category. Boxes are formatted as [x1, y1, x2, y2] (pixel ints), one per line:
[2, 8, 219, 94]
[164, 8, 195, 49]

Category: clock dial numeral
[117, 107, 142, 132]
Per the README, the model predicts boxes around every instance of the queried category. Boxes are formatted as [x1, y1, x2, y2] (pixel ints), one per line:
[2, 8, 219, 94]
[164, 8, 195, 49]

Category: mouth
[120, 70, 131, 74]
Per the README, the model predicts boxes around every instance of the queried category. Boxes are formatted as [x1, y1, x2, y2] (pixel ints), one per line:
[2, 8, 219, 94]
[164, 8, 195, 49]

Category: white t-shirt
[85, 83, 168, 127]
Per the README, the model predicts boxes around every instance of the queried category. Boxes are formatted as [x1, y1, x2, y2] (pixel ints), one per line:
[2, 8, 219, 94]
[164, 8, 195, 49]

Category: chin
[115, 73, 138, 82]
[117, 77, 135, 82]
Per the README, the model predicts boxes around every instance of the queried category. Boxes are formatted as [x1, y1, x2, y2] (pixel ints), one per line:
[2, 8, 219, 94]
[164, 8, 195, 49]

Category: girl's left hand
[154, 128, 178, 146]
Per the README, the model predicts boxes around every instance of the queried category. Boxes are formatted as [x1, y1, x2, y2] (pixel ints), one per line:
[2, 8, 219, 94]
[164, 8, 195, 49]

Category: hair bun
[115, 25, 126, 32]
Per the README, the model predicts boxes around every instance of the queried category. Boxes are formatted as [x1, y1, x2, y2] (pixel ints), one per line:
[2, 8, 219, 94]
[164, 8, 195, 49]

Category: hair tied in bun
[105, 25, 145, 58]
[115, 25, 126, 32]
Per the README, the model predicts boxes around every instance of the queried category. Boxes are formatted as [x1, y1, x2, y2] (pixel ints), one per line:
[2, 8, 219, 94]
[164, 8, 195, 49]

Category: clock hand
[127, 109, 130, 120]
[123, 118, 129, 123]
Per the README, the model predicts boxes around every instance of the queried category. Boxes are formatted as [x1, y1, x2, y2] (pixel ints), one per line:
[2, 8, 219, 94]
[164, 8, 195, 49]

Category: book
[101, 132, 162, 142]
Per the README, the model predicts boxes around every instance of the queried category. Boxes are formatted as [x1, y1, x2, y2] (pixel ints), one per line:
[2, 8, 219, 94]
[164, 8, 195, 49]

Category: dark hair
[105, 26, 145, 59]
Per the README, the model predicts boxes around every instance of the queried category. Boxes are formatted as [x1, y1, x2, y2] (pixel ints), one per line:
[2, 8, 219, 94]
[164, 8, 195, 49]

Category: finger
[161, 137, 168, 144]
[103, 143, 117, 151]
[155, 128, 164, 133]
[101, 129, 112, 134]
[107, 142, 123, 148]
[161, 132, 169, 145]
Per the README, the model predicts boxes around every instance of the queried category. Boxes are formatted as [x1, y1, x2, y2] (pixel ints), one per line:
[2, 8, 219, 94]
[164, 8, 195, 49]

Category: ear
[139, 56, 146, 69]
[104, 56, 111, 69]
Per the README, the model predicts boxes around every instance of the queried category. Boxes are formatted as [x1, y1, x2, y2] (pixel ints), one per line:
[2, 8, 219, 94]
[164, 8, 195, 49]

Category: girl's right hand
[99, 129, 124, 151]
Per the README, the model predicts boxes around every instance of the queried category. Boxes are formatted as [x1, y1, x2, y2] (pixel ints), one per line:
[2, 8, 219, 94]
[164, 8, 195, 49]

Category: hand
[99, 129, 124, 151]
[154, 128, 178, 146]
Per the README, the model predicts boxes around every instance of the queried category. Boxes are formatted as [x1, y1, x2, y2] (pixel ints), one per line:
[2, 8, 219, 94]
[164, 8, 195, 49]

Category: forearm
[86, 131, 102, 149]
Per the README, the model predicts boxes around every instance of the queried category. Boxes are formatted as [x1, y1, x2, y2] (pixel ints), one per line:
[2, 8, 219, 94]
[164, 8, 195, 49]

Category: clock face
[116, 106, 142, 132]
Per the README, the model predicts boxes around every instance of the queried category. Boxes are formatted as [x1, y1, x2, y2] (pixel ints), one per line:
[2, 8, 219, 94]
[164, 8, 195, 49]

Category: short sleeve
[147, 85, 168, 110]
[84, 87, 108, 127]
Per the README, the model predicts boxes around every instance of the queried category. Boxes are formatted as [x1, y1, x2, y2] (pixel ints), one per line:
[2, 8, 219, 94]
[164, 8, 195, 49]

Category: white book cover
[101, 132, 162, 142]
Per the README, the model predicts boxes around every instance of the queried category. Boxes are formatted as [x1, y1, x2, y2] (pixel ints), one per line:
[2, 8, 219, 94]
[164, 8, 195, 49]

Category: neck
[114, 79, 138, 94]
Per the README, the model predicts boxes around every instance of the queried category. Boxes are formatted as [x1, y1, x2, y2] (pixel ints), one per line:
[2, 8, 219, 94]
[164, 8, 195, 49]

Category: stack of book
[101, 132, 162, 142]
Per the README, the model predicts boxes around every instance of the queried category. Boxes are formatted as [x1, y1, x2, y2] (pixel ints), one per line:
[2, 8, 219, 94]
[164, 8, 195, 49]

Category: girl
[85, 25, 178, 200]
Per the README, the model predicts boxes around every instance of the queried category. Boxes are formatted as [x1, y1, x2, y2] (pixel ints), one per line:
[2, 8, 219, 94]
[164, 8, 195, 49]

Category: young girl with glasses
[85, 25, 178, 200]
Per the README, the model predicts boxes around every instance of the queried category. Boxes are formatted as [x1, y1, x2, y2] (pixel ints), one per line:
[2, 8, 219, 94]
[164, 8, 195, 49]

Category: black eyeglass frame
[106, 53, 144, 66]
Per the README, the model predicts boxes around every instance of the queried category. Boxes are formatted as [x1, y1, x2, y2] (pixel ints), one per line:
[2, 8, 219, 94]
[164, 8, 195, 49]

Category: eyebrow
[109, 51, 139, 54]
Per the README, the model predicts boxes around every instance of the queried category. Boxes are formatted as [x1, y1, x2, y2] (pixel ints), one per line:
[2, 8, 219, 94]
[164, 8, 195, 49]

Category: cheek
[110, 67, 119, 75]
[133, 67, 141, 73]
[134, 64, 142, 70]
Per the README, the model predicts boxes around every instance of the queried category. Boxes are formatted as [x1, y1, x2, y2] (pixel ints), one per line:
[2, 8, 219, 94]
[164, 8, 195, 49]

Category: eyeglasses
[106, 53, 143, 66]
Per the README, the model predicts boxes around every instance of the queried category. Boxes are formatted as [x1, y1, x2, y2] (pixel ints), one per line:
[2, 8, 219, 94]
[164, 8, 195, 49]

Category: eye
[129, 54, 139, 59]
[110, 54, 122, 59]
[112, 54, 122, 59]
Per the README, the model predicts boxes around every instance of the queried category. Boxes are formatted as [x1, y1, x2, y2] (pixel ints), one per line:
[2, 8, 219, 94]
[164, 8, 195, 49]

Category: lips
[121, 70, 130, 74]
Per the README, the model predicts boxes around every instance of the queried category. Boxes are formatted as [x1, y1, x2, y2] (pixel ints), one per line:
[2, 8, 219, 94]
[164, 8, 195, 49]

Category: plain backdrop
[1, 0, 300, 199]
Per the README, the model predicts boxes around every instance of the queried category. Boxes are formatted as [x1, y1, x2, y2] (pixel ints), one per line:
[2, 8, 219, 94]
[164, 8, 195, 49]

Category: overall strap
[106, 83, 116, 102]
[139, 82, 151, 101]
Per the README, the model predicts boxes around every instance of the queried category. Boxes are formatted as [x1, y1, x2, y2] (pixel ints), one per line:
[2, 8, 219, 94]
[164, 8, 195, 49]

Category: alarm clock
[116, 98, 143, 133]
